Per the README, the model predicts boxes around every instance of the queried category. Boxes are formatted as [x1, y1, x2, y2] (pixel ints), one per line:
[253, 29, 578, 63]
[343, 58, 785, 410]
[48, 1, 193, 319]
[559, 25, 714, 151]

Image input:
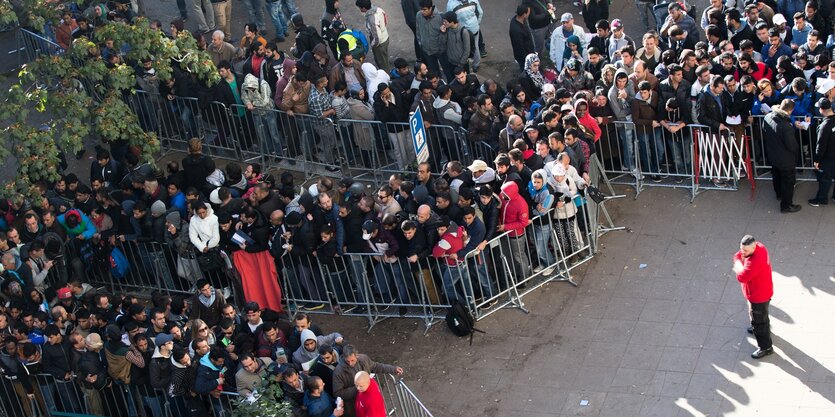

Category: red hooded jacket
[733, 242, 774, 303]
[355, 378, 386, 417]
[500, 182, 529, 238]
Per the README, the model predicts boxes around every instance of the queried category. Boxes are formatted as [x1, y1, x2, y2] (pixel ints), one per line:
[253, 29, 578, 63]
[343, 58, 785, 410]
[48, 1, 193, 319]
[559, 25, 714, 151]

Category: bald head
[509, 115, 523, 131]
[354, 371, 371, 392]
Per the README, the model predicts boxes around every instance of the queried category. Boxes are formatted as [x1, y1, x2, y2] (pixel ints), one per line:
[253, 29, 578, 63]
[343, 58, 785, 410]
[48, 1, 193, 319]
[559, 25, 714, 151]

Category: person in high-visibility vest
[337, 29, 368, 62]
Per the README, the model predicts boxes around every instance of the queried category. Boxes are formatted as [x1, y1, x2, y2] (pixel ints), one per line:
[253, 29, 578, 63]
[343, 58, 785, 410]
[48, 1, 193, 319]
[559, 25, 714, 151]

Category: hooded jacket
[500, 182, 529, 238]
[292, 328, 342, 365]
[56, 209, 97, 240]
[607, 69, 636, 121]
[527, 169, 555, 219]
[445, 24, 471, 67]
[433, 95, 463, 128]
[189, 210, 220, 252]
[273, 59, 297, 107]
[194, 354, 224, 394]
[241, 73, 274, 110]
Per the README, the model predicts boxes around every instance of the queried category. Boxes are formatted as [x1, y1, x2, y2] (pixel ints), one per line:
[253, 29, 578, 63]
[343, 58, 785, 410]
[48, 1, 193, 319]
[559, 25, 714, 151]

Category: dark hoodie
[274, 59, 297, 107]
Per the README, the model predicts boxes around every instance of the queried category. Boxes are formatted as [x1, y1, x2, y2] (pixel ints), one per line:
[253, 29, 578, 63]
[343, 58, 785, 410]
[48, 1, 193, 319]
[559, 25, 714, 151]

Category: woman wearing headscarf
[520, 53, 547, 102]
[362, 62, 390, 103]
[347, 88, 376, 166]
[563, 35, 585, 69]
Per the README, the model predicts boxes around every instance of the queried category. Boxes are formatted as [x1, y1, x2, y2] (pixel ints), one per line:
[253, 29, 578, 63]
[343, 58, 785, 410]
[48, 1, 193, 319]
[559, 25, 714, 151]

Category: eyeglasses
[378, 194, 389, 200]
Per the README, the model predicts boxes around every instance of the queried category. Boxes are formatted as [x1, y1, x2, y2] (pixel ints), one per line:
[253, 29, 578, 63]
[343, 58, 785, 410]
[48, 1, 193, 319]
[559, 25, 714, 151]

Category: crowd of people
[8, 0, 835, 415]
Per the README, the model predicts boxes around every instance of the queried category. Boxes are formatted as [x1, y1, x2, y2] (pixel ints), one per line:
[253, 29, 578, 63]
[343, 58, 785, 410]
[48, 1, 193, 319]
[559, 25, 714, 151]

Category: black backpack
[445, 301, 484, 344]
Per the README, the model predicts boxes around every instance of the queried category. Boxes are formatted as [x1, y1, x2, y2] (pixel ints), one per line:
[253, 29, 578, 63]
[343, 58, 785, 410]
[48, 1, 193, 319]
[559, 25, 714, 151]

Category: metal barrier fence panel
[337, 118, 400, 183]
[689, 123, 745, 196]
[376, 374, 435, 417]
[747, 114, 819, 182]
[18, 28, 64, 64]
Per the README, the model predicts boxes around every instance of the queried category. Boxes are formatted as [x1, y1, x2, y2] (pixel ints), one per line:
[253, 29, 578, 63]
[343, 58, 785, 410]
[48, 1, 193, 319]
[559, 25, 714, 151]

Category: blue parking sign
[410, 108, 429, 164]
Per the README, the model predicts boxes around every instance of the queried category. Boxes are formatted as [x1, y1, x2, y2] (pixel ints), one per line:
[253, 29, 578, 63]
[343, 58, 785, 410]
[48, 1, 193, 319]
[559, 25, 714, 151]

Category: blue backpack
[110, 247, 130, 279]
[351, 29, 369, 52]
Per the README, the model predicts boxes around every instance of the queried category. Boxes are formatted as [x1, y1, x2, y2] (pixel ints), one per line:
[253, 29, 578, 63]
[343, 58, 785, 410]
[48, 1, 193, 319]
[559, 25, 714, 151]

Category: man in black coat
[291, 14, 324, 58]
[763, 99, 801, 212]
[90, 148, 127, 189]
[509, 5, 535, 72]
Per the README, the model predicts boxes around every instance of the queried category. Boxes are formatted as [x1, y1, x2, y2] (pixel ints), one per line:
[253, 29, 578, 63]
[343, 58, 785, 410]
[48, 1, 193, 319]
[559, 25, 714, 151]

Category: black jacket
[181, 153, 216, 194]
[815, 115, 835, 164]
[41, 339, 73, 379]
[658, 78, 693, 124]
[729, 24, 755, 50]
[294, 25, 324, 58]
[763, 111, 799, 170]
[90, 159, 128, 187]
[696, 88, 727, 131]
[214, 74, 245, 108]
[476, 195, 500, 241]
[509, 18, 535, 67]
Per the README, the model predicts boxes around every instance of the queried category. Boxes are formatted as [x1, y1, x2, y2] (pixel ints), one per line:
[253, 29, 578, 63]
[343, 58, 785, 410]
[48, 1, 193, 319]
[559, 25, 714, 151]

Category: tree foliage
[0, 4, 219, 200]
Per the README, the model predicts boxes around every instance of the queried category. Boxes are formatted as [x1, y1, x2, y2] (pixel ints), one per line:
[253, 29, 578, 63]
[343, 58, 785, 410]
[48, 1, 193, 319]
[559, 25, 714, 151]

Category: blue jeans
[440, 262, 467, 304]
[668, 130, 693, 174]
[636, 127, 664, 173]
[266, 1, 288, 39]
[141, 395, 164, 417]
[242, 0, 266, 33]
[467, 257, 494, 300]
[253, 110, 283, 155]
[533, 223, 555, 268]
[618, 125, 637, 171]
[349, 257, 369, 304]
[373, 261, 409, 303]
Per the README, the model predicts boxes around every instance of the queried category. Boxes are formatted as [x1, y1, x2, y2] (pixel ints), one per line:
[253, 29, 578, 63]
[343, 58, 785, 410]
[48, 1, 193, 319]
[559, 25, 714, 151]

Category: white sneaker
[632, 169, 643, 180]
[533, 265, 544, 273]
[221, 287, 232, 299]
[542, 266, 556, 276]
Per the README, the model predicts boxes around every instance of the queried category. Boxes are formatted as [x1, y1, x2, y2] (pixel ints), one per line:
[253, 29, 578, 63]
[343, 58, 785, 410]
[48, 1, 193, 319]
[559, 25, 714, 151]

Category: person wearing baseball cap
[809, 97, 835, 206]
[608, 19, 635, 63]
[549, 11, 588, 72]
[817, 77, 835, 101]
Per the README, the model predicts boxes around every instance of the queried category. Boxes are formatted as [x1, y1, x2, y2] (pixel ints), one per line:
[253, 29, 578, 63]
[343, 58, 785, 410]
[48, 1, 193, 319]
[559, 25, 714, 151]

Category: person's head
[442, 11, 458, 27]
[560, 12, 574, 30]
[355, 371, 372, 392]
[262, 322, 282, 343]
[417, 162, 432, 182]
[740, 235, 757, 257]
[509, 114, 524, 132]
[726, 8, 742, 29]
[620, 47, 634, 65]
[769, 27, 782, 46]
[217, 60, 233, 80]
[794, 11, 806, 29]
[720, 52, 735, 72]
[709, 74, 725, 95]
[668, 2, 684, 19]
[615, 71, 628, 88]
[515, 4, 530, 19]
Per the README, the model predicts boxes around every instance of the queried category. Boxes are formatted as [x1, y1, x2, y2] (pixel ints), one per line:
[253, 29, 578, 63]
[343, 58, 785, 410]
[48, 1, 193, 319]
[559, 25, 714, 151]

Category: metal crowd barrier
[277, 199, 595, 331]
[17, 27, 64, 65]
[598, 120, 753, 201]
[376, 374, 434, 417]
[748, 114, 820, 182]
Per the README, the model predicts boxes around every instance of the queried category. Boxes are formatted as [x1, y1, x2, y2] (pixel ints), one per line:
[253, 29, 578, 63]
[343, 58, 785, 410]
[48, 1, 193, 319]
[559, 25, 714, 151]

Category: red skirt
[232, 250, 283, 312]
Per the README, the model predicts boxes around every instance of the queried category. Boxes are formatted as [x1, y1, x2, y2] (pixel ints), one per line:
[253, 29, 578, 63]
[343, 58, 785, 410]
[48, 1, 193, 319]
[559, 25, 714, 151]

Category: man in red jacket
[733, 235, 774, 359]
[354, 371, 386, 417]
[499, 182, 531, 284]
